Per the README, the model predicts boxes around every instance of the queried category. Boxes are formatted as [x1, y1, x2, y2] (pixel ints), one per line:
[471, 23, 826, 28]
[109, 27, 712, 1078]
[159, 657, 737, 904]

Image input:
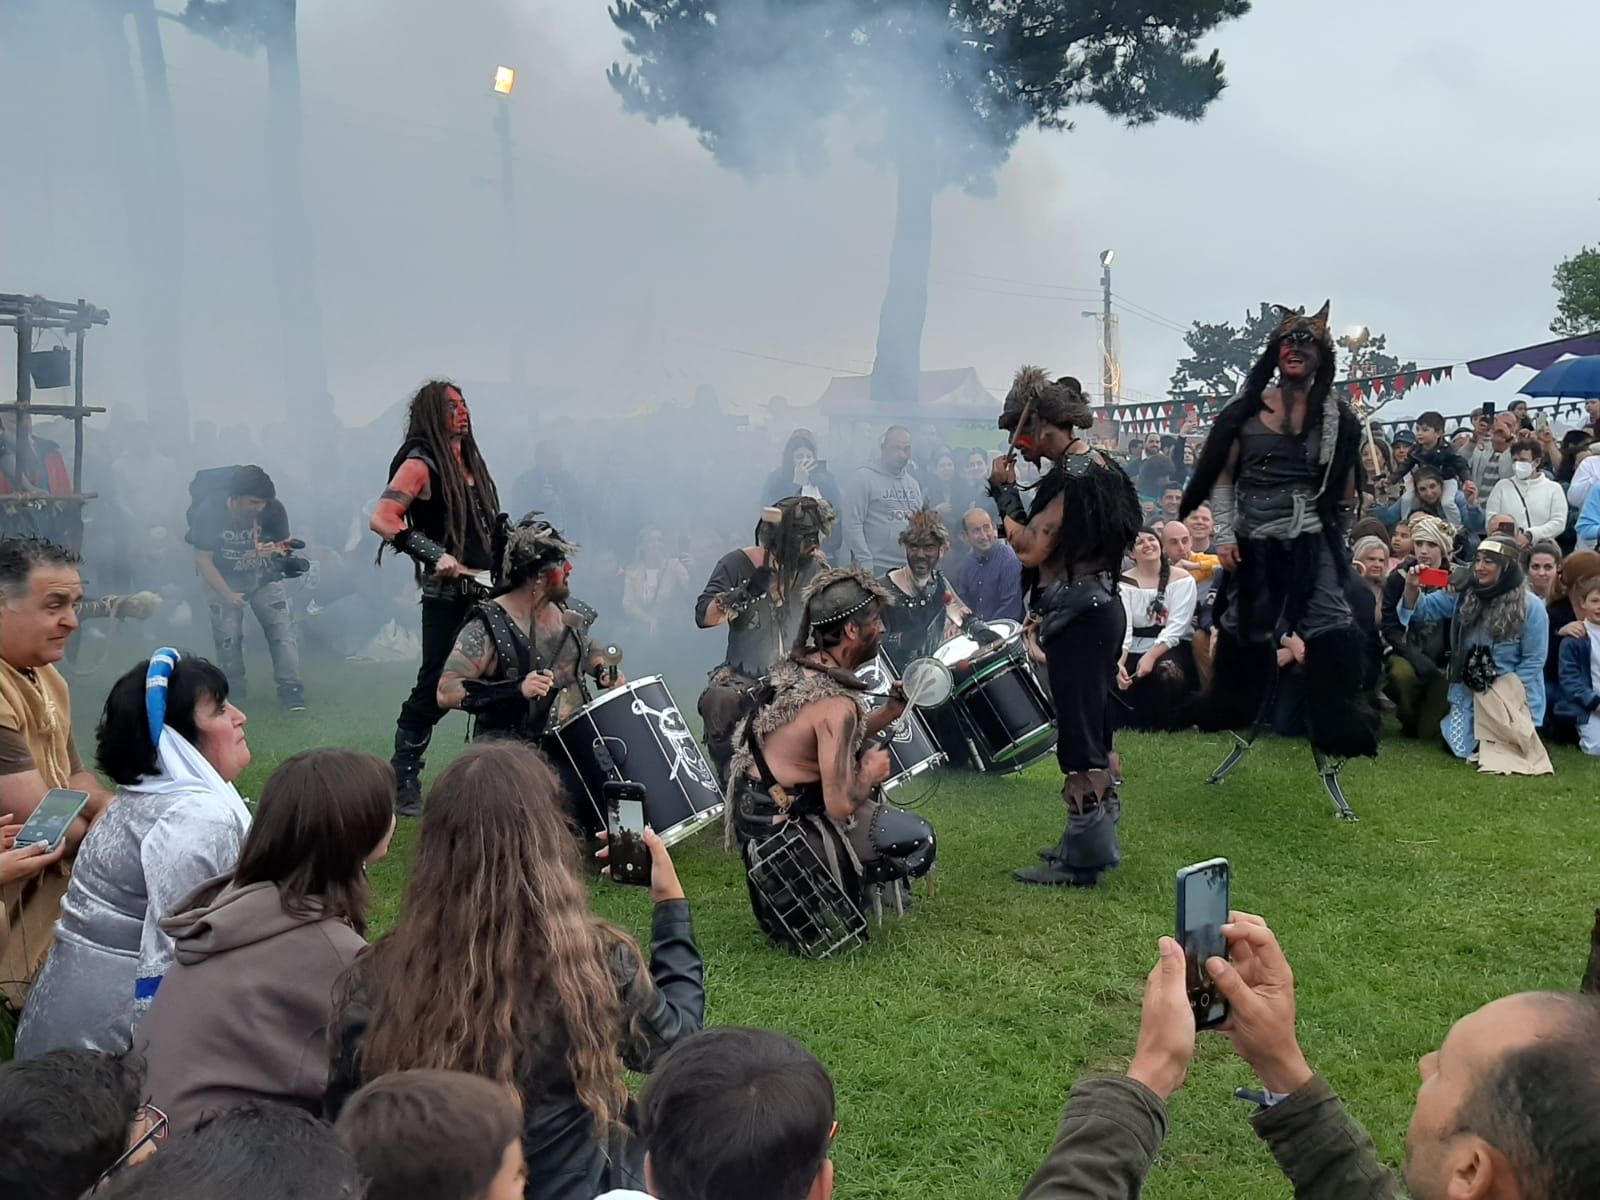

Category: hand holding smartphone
[601, 781, 652, 887]
[1418, 566, 1451, 589]
[14, 788, 90, 854]
[1176, 858, 1230, 1029]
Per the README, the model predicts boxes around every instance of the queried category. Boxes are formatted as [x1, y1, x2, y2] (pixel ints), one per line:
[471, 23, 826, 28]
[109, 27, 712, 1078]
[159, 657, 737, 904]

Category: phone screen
[602, 781, 652, 886]
[1176, 858, 1230, 1029]
[15, 788, 90, 853]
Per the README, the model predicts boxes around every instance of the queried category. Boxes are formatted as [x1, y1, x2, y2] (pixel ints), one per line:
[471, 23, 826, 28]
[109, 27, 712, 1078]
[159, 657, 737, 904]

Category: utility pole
[492, 66, 527, 399]
[1080, 249, 1120, 408]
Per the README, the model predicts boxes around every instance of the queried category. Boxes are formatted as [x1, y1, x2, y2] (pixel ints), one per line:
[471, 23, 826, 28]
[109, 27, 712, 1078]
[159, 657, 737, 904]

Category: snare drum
[854, 655, 945, 793]
[551, 675, 725, 845]
[932, 621, 1057, 773]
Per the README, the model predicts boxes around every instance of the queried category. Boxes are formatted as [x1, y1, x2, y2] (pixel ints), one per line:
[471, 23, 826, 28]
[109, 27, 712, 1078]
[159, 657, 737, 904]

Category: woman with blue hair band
[15, 649, 253, 1058]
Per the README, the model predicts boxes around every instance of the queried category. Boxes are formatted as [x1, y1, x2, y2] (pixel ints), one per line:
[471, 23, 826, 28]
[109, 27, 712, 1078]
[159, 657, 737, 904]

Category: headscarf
[1409, 515, 1453, 556]
[1456, 536, 1527, 646]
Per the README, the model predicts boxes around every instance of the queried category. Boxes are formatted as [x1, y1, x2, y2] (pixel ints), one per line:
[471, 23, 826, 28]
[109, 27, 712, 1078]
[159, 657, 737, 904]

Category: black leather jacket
[326, 900, 705, 1200]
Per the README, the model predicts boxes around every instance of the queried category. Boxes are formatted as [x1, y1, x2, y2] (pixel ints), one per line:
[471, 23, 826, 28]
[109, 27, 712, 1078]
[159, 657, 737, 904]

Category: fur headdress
[501, 511, 579, 589]
[998, 366, 1092, 435]
[898, 506, 950, 550]
[1270, 300, 1334, 351]
[796, 564, 893, 650]
[757, 495, 835, 549]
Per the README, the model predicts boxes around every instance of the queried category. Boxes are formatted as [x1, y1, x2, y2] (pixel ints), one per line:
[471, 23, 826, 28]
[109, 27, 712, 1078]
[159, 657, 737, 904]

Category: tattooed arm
[813, 698, 890, 823]
[436, 616, 497, 710]
[370, 458, 430, 540]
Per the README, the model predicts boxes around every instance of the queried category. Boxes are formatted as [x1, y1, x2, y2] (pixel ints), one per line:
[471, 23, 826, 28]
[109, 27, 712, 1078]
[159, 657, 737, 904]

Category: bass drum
[854, 654, 945, 794]
[932, 620, 1057, 774]
[551, 675, 725, 846]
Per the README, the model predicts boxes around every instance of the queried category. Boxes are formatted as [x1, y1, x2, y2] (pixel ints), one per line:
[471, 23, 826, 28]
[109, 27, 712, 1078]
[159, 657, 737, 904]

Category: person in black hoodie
[327, 740, 704, 1200]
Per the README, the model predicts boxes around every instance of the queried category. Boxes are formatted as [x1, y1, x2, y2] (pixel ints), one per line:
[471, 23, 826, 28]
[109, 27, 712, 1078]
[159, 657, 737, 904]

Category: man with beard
[370, 380, 504, 816]
[988, 368, 1142, 888]
[694, 497, 833, 786]
[1179, 303, 1378, 814]
[729, 567, 936, 951]
[879, 507, 994, 672]
[435, 514, 623, 823]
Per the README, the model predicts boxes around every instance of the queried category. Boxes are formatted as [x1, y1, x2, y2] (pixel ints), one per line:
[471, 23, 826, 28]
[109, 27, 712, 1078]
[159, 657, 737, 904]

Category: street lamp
[1099, 249, 1115, 267]
[490, 66, 524, 394]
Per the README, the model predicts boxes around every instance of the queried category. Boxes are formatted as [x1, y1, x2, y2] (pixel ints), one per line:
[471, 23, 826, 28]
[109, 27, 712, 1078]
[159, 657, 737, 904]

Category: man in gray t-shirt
[842, 426, 923, 576]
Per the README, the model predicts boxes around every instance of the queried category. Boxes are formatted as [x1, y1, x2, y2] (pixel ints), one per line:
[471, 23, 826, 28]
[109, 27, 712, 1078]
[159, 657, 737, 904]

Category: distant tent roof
[817, 368, 996, 421]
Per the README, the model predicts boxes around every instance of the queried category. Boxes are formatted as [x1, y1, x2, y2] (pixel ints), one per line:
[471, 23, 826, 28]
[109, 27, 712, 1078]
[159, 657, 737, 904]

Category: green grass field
[58, 648, 1600, 1199]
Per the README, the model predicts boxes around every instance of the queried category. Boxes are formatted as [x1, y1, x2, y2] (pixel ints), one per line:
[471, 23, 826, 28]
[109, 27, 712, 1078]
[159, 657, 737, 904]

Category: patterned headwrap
[1409, 515, 1453, 554]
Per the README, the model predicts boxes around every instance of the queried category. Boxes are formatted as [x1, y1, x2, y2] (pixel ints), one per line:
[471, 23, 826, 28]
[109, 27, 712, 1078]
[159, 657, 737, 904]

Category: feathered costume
[991, 367, 1143, 887]
[1180, 302, 1380, 797]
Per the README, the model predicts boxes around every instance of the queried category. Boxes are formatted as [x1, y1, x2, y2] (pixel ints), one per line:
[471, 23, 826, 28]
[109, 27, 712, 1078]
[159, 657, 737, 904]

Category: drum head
[901, 657, 953, 709]
[933, 619, 1022, 669]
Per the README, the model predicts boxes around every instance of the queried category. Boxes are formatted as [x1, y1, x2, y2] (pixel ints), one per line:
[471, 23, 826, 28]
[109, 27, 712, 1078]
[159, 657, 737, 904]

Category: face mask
[1513, 462, 1535, 480]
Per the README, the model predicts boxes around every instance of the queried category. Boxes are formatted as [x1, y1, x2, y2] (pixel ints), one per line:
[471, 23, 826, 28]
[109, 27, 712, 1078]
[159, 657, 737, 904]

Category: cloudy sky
[3, 0, 1594, 432]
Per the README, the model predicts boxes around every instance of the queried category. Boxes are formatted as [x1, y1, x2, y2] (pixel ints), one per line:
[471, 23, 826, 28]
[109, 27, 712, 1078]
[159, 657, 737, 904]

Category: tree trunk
[89, 3, 183, 431]
[870, 154, 935, 409]
[262, 0, 331, 429]
[130, 0, 188, 434]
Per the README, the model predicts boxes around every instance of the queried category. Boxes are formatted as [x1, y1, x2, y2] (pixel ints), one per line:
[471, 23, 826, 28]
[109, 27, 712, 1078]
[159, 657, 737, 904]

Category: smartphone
[601, 780, 652, 887]
[1176, 858, 1230, 1029]
[1482, 401, 1496, 418]
[14, 788, 90, 853]
[1419, 566, 1451, 589]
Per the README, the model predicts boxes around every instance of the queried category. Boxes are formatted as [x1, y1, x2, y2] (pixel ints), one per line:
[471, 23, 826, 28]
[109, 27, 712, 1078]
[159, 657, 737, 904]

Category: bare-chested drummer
[728, 566, 937, 949]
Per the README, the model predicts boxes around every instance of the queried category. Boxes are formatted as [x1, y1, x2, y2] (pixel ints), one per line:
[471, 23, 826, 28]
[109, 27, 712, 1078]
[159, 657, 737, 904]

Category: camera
[263, 538, 312, 581]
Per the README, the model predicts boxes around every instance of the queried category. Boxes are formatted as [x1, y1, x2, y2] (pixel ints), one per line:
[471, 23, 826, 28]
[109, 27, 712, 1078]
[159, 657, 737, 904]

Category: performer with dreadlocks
[695, 497, 834, 786]
[435, 513, 623, 823]
[370, 380, 504, 816]
[988, 368, 1142, 887]
[1179, 303, 1379, 815]
[878, 506, 996, 672]
[729, 566, 936, 950]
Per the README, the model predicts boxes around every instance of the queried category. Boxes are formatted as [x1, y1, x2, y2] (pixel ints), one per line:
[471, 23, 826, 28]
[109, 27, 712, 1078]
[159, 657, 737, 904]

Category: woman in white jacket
[15, 650, 252, 1057]
[1116, 525, 1197, 730]
[1485, 440, 1568, 545]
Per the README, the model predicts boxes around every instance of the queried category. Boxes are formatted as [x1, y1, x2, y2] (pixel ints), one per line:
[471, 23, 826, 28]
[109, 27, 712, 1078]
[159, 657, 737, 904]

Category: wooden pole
[73, 319, 86, 493]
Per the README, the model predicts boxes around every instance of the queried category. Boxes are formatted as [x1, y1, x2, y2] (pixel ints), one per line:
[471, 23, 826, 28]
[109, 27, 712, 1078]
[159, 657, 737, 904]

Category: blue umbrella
[1519, 354, 1600, 399]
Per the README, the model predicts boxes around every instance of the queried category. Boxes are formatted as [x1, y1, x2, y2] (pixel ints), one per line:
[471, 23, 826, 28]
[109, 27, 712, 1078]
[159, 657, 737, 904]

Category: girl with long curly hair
[326, 741, 704, 1200]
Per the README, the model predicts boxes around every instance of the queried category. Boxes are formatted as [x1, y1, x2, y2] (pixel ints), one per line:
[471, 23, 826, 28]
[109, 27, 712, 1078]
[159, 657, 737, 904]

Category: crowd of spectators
[1089, 401, 1600, 765]
[3, 396, 1599, 1197]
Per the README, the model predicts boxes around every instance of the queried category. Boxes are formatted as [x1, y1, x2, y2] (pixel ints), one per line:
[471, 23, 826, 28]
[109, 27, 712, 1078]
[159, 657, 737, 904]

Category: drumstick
[1006, 395, 1035, 462]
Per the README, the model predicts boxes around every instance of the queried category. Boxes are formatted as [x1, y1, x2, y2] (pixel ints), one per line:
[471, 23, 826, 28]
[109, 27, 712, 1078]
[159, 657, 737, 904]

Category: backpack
[184, 466, 249, 548]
